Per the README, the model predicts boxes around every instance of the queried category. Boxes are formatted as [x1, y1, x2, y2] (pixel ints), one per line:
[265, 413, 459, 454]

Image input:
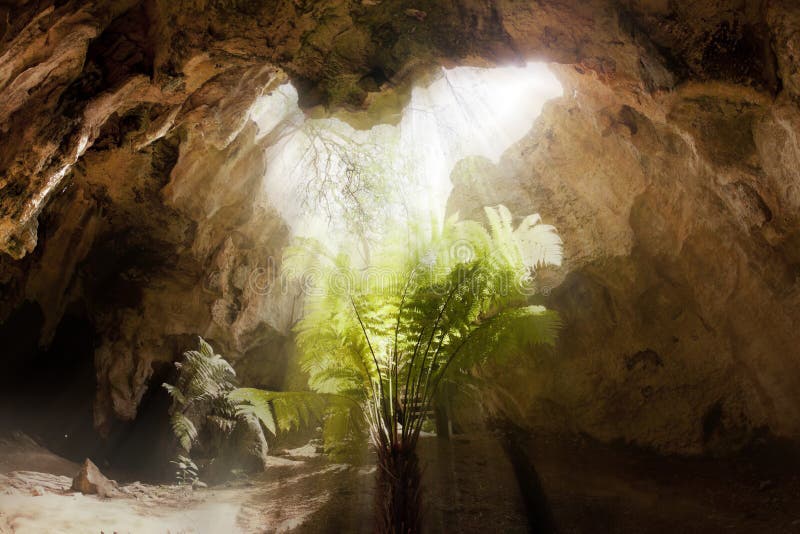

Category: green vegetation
[163, 338, 322, 483]
[281, 205, 562, 532]
[163, 338, 241, 463]
[170, 454, 199, 486]
[165, 205, 561, 531]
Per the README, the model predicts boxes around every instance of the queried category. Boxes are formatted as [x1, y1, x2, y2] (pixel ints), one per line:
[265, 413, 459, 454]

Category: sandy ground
[0, 434, 238, 534]
[0, 433, 371, 534]
[2, 431, 800, 533]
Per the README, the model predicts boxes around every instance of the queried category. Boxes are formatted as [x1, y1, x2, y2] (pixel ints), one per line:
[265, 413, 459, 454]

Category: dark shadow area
[101, 360, 176, 482]
[491, 419, 558, 534]
[529, 434, 800, 534]
[0, 301, 97, 462]
[0, 300, 174, 482]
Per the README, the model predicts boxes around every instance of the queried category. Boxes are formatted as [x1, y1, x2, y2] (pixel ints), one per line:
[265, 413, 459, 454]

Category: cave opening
[0, 301, 96, 463]
[0, 297, 176, 482]
[251, 62, 563, 244]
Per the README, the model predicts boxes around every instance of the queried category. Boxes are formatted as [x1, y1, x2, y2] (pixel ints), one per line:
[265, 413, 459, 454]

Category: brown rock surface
[0, 0, 798, 455]
[71, 458, 118, 497]
[447, 63, 800, 453]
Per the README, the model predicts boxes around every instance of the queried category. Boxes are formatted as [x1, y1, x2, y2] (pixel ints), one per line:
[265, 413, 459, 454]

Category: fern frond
[514, 214, 563, 268]
[171, 412, 198, 452]
[206, 414, 237, 435]
[162, 383, 186, 406]
[285, 204, 562, 453]
[227, 388, 276, 435]
[197, 336, 216, 358]
[228, 388, 326, 435]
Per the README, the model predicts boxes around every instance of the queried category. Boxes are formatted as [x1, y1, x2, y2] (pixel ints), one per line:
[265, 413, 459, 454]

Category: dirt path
[0, 436, 372, 534]
[2, 432, 800, 533]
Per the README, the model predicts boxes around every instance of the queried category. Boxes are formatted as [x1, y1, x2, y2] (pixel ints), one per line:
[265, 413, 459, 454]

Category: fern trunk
[375, 442, 423, 534]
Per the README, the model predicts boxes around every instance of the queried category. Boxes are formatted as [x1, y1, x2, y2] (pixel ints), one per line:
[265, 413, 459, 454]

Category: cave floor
[527, 435, 800, 534]
[1, 432, 799, 533]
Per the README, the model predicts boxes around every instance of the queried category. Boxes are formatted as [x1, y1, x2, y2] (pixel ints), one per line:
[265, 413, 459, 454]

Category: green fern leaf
[171, 412, 198, 452]
[162, 383, 186, 406]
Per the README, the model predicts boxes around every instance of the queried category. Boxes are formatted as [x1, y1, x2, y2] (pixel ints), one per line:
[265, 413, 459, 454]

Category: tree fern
[277, 204, 562, 531]
[180, 205, 562, 523]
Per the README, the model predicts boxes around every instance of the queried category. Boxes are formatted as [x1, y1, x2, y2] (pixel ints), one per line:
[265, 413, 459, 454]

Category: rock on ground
[71, 458, 118, 498]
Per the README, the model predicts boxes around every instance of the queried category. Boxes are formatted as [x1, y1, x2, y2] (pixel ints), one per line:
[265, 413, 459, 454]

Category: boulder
[204, 414, 269, 483]
[71, 459, 118, 498]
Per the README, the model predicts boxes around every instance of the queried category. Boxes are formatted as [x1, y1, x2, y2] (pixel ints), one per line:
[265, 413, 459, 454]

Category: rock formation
[1, 0, 799, 457]
[71, 458, 118, 497]
[448, 62, 800, 453]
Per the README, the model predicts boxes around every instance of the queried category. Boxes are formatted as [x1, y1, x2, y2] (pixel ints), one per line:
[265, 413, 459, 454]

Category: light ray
[250, 62, 563, 246]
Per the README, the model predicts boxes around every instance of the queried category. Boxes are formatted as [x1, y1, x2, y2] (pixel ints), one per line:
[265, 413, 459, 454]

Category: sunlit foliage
[278, 204, 562, 531]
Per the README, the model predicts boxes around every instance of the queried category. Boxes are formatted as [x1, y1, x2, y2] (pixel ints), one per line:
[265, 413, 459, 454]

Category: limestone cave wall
[1, 0, 799, 457]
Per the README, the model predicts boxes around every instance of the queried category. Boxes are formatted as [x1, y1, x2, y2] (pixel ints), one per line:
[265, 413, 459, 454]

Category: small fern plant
[163, 337, 239, 458]
[170, 454, 199, 486]
[163, 337, 325, 483]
